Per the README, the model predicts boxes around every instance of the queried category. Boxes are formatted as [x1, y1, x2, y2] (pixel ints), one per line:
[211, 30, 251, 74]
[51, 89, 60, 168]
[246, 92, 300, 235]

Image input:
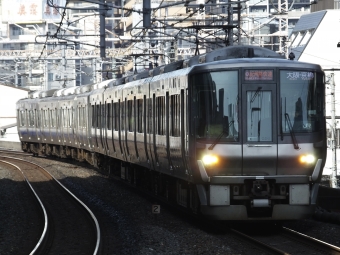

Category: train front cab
[189, 61, 327, 220]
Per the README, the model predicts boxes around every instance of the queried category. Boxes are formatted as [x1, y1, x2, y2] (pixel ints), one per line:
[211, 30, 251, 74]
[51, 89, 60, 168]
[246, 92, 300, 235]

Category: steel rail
[230, 228, 289, 255]
[0, 156, 101, 255]
[0, 160, 48, 255]
[282, 227, 340, 254]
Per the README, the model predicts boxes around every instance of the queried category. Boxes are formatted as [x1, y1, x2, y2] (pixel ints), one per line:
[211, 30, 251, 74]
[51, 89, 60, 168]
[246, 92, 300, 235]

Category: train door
[99, 103, 105, 153]
[241, 82, 278, 176]
[146, 95, 155, 170]
[103, 101, 111, 155]
[119, 99, 128, 161]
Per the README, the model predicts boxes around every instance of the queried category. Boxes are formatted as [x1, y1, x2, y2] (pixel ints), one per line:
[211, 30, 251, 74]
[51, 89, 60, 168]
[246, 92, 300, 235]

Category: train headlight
[202, 155, 218, 166]
[300, 154, 316, 164]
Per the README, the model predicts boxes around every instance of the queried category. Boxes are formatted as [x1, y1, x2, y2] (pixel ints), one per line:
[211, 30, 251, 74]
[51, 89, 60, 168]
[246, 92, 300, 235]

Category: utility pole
[99, 0, 106, 58]
[228, 3, 233, 46]
[28, 57, 32, 84]
[330, 72, 338, 188]
[15, 62, 18, 87]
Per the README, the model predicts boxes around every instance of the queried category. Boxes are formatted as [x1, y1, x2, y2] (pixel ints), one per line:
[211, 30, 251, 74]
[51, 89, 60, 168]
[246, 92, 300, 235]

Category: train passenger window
[137, 98, 143, 133]
[54, 109, 57, 128]
[50, 110, 53, 127]
[170, 94, 180, 137]
[69, 108, 73, 128]
[97, 105, 100, 129]
[20, 110, 26, 127]
[107, 103, 111, 130]
[147, 98, 153, 134]
[99, 104, 103, 129]
[91, 105, 95, 128]
[280, 70, 323, 133]
[121, 101, 125, 130]
[44, 110, 48, 127]
[83, 107, 86, 129]
[64, 109, 66, 128]
[35, 110, 40, 128]
[192, 71, 239, 141]
[128, 100, 134, 132]
[156, 96, 165, 135]
[77, 108, 79, 129]
[78, 107, 82, 129]
[113, 102, 119, 131]
[29, 110, 35, 127]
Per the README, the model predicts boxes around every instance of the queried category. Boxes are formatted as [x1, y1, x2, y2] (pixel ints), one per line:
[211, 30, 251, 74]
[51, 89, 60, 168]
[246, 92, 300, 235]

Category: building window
[20, 43, 27, 50]
[12, 26, 22, 36]
[3, 44, 11, 50]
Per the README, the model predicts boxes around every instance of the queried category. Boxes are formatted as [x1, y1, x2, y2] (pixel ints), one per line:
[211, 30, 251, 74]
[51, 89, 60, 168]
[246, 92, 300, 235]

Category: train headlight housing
[300, 154, 316, 164]
[202, 155, 219, 166]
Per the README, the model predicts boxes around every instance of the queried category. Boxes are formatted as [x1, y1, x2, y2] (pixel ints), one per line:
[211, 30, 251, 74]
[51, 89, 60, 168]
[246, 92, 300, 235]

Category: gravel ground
[0, 161, 44, 255]
[2, 154, 340, 255]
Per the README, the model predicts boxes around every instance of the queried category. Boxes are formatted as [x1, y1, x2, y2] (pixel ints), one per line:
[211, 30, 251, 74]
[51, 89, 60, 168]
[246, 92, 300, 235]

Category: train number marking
[152, 205, 160, 214]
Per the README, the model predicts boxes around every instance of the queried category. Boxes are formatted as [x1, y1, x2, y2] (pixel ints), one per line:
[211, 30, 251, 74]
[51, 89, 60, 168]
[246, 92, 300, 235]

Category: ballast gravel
[1, 154, 340, 255]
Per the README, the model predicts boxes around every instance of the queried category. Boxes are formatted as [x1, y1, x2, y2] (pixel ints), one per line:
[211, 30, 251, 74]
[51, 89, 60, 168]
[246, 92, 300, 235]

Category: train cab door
[241, 82, 278, 176]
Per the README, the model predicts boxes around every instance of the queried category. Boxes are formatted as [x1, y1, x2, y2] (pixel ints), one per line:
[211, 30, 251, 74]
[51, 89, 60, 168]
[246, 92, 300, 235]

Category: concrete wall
[0, 84, 29, 141]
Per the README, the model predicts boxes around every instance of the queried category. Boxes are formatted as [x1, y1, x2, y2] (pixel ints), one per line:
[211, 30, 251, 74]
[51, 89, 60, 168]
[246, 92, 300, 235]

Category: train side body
[16, 46, 327, 220]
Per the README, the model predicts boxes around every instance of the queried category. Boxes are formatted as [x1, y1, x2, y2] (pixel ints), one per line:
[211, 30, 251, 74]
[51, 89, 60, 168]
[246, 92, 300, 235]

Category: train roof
[112, 45, 284, 86]
[23, 46, 323, 100]
[189, 57, 323, 73]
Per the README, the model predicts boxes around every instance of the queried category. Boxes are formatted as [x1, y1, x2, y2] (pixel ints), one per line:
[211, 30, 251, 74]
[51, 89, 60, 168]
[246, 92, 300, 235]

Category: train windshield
[192, 70, 239, 141]
[280, 70, 324, 133]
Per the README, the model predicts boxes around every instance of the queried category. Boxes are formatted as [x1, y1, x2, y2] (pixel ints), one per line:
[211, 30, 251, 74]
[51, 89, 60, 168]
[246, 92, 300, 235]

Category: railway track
[228, 223, 340, 255]
[0, 155, 100, 255]
[2, 149, 340, 254]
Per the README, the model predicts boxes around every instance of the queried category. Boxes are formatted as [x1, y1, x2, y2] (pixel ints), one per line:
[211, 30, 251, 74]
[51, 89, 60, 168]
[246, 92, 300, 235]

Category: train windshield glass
[192, 70, 239, 141]
[280, 70, 323, 133]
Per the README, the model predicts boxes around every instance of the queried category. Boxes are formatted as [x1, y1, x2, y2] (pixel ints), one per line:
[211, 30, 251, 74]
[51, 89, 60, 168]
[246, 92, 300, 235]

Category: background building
[0, 0, 331, 90]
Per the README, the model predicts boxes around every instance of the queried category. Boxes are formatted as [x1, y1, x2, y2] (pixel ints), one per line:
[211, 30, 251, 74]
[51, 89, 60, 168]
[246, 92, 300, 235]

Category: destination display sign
[285, 71, 314, 81]
[245, 70, 273, 81]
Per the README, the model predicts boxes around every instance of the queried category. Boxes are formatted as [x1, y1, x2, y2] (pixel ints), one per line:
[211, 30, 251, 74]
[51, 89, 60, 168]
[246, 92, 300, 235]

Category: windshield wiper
[251, 87, 262, 103]
[208, 120, 234, 150]
[284, 113, 300, 150]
